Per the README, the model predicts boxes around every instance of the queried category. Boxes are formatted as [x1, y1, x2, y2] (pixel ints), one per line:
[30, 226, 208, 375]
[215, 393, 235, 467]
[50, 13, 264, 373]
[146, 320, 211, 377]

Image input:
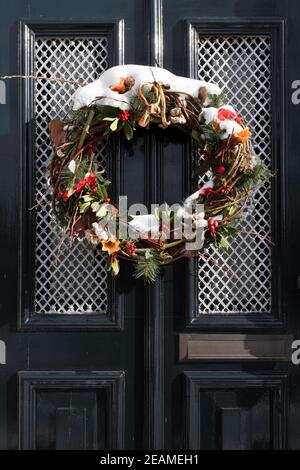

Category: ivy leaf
[79, 201, 91, 213]
[123, 121, 134, 140]
[218, 235, 229, 251]
[96, 204, 108, 218]
[110, 118, 119, 131]
[82, 195, 93, 202]
[227, 205, 236, 216]
[91, 202, 100, 212]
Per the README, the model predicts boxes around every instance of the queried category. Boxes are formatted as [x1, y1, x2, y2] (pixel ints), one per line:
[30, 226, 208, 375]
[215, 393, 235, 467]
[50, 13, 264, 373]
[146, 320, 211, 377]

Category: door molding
[17, 20, 124, 330]
[18, 370, 125, 449]
[184, 18, 286, 330]
[184, 370, 288, 450]
[143, 0, 165, 450]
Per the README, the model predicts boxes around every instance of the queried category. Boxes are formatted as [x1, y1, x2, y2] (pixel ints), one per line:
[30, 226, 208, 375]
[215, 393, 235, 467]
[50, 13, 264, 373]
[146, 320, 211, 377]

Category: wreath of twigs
[48, 78, 271, 283]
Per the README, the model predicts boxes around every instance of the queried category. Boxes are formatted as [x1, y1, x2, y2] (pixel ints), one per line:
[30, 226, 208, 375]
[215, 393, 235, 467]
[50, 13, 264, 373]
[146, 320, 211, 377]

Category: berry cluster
[208, 217, 219, 234]
[75, 173, 97, 193]
[118, 111, 130, 121]
[123, 241, 137, 255]
[58, 191, 69, 201]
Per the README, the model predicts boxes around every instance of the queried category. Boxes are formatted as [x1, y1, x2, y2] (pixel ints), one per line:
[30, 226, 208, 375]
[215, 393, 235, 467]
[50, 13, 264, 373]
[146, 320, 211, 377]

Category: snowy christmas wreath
[48, 64, 271, 282]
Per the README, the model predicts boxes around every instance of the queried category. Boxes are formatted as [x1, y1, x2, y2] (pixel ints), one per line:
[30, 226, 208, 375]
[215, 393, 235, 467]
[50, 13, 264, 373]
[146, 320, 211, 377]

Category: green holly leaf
[123, 121, 134, 140]
[218, 235, 229, 251]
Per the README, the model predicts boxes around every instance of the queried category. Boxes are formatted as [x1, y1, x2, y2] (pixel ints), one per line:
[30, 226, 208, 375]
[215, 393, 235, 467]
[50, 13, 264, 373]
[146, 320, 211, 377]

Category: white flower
[91, 222, 109, 240]
[170, 115, 186, 124]
[194, 218, 208, 228]
[68, 160, 76, 173]
[129, 214, 159, 235]
[85, 229, 100, 246]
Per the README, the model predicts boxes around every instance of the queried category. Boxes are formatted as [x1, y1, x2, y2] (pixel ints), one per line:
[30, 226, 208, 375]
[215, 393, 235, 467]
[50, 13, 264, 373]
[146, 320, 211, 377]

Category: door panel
[195, 31, 272, 316]
[183, 19, 284, 330]
[0, 0, 147, 450]
[19, 21, 124, 329]
[162, 0, 299, 451]
[19, 371, 125, 450]
[185, 371, 287, 450]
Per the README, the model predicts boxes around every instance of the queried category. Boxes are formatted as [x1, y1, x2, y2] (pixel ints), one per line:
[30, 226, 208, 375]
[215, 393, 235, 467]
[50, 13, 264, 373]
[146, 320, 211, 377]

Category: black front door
[1, 0, 300, 451]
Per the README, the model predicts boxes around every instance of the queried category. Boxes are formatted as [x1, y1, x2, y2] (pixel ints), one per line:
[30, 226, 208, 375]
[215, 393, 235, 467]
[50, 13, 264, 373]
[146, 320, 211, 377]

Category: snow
[219, 119, 243, 139]
[128, 214, 160, 236]
[202, 105, 242, 140]
[72, 64, 222, 111]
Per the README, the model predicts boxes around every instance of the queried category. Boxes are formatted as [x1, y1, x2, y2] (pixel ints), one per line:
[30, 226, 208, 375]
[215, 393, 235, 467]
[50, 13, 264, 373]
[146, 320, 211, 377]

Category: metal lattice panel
[197, 35, 272, 314]
[34, 37, 109, 314]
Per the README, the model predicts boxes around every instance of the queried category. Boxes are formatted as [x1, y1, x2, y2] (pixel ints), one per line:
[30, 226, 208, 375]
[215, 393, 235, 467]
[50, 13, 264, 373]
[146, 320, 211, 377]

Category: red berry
[75, 180, 86, 192]
[118, 111, 130, 121]
[58, 191, 69, 201]
[204, 187, 214, 196]
[208, 218, 218, 233]
[105, 197, 111, 203]
[216, 165, 225, 175]
[85, 173, 96, 186]
[225, 185, 232, 191]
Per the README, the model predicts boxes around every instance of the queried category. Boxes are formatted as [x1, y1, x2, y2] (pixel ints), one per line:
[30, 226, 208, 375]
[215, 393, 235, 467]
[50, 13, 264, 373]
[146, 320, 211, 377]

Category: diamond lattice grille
[34, 37, 109, 314]
[197, 35, 272, 314]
